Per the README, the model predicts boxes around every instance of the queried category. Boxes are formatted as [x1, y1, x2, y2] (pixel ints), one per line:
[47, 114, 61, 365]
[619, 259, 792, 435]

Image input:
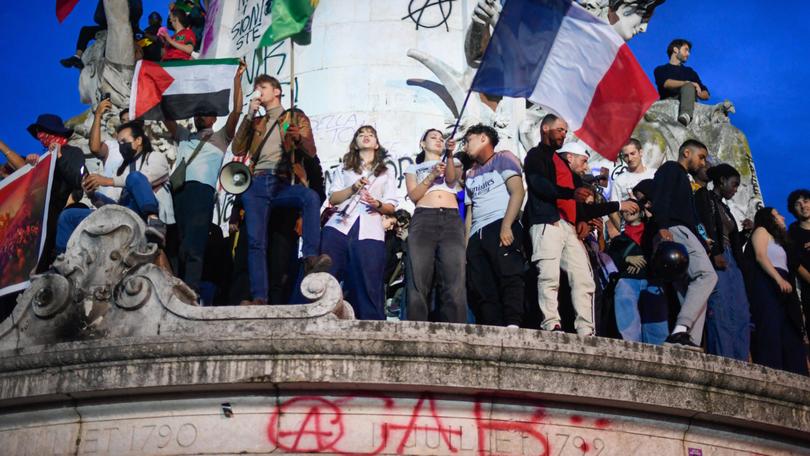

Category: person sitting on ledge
[654, 38, 710, 126]
[55, 121, 167, 253]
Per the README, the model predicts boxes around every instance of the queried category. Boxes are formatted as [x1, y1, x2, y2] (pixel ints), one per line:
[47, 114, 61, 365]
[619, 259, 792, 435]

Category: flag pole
[443, 15, 502, 163]
[289, 37, 297, 185]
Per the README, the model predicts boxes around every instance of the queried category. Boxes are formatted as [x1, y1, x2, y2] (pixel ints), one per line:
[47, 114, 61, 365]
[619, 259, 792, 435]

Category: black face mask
[119, 141, 136, 163]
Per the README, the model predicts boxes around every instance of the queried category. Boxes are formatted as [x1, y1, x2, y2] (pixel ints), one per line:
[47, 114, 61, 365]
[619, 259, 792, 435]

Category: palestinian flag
[129, 58, 239, 121]
[258, 0, 319, 47]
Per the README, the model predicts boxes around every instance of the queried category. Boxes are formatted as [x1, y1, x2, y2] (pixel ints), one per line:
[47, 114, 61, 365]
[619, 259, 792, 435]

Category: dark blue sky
[1, 1, 807, 218]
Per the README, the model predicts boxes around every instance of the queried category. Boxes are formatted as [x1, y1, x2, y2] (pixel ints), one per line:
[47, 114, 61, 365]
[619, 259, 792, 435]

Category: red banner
[0, 153, 56, 297]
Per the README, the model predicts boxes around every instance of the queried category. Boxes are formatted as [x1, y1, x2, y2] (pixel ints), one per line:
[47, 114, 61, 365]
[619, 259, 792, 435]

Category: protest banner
[0, 152, 56, 297]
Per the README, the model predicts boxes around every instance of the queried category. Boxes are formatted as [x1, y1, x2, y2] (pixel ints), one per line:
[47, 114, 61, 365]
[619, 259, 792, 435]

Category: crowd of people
[0, 4, 808, 377]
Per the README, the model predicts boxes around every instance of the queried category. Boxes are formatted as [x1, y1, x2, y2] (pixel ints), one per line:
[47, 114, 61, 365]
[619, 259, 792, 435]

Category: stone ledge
[0, 320, 807, 443]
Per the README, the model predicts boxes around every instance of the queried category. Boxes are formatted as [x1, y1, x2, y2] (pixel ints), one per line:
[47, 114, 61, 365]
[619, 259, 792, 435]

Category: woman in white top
[402, 129, 466, 322]
[322, 126, 400, 320]
[748, 207, 808, 375]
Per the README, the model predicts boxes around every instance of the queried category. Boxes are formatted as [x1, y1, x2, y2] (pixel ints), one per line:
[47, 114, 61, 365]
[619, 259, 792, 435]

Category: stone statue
[1, 205, 353, 350]
[66, 0, 179, 170]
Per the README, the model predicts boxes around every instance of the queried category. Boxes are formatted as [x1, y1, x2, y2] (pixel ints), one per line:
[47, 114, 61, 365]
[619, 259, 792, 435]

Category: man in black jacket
[0, 114, 84, 271]
[524, 114, 636, 335]
[650, 139, 718, 349]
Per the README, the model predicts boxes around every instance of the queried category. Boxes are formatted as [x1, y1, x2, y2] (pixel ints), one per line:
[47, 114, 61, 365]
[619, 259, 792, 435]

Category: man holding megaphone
[231, 73, 331, 306]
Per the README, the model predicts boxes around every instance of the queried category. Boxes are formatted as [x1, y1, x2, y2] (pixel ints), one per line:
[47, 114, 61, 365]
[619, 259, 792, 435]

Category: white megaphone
[219, 161, 252, 195]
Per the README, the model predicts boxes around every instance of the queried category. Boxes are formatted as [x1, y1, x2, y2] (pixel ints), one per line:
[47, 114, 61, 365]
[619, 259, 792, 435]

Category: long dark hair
[415, 128, 442, 164]
[754, 206, 789, 247]
[116, 121, 152, 176]
[342, 125, 389, 177]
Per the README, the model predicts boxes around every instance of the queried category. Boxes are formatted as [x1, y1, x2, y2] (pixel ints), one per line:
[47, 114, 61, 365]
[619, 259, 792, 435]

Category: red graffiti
[473, 394, 550, 456]
[388, 393, 462, 453]
[267, 397, 344, 452]
[594, 418, 611, 429]
[266, 392, 611, 455]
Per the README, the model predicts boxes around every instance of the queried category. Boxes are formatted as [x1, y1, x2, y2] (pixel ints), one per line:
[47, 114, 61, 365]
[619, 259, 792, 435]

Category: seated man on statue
[654, 38, 710, 126]
[55, 121, 168, 253]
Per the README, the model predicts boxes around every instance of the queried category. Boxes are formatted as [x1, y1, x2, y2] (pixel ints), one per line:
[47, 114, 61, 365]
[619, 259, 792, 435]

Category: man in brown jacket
[232, 74, 330, 305]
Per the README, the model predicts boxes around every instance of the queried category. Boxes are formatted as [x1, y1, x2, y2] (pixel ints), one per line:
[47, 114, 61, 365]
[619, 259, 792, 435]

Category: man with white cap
[524, 114, 638, 335]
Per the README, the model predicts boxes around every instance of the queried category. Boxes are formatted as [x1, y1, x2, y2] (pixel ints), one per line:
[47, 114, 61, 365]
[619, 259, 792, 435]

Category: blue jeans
[614, 278, 669, 345]
[321, 221, 386, 320]
[242, 172, 321, 301]
[706, 247, 751, 361]
[55, 172, 158, 253]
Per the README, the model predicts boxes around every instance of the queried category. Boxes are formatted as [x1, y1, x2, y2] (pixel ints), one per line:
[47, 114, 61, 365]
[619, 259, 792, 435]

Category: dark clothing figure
[653, 63, 709, 124]
[172, 181, 215, 294]
[37, 145, 84, 272]
[651, 161, 699, 232]
[695, 187, 751, 361]
[788, 222, 810, 338]
[748, 258, 808, 376]
[140, 24, 163, 62]
[63, 0, 144, 69]
[406, 207, 467, 323]
[653, 63, 708, 99]
[466, 220, 525, 326]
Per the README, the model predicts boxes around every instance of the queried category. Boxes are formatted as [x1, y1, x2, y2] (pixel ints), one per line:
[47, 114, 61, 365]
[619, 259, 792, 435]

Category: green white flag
[258, 0, 319, 47]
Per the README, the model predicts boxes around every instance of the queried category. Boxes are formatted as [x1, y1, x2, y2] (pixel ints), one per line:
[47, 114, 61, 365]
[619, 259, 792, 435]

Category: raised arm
[224, 62, 246, 140]
[89, 99, 112, 161]
[0, 138, 26, 170]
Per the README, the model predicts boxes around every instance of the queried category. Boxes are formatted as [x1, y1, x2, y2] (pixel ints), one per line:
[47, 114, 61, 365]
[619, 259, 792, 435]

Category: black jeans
[406, 207, 467, 323]
[466, 220, 526, 326]
[76, 25, 104, 52]
[173, 181, 215, 293]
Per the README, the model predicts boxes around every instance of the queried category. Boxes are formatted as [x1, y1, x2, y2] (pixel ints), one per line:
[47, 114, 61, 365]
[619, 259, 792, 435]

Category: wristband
[376, 200, 383, 209]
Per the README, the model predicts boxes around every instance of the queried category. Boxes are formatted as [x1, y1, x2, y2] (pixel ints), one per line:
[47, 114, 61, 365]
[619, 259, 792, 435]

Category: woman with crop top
[403, 129, 466, 322]
[747, 207, 808, 375]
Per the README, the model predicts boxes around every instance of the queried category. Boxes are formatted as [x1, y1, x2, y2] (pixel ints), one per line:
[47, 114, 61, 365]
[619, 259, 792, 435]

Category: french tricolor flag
[472, 0, 659, 161]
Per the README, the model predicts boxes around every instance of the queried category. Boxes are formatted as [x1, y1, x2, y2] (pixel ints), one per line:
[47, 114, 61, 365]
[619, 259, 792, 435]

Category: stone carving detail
[0, 206, 353, 350]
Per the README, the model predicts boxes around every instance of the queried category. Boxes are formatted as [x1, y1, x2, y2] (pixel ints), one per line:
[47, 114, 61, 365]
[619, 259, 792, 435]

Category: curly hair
[342, 125, 389, 177]
[787, 189, 810, 219]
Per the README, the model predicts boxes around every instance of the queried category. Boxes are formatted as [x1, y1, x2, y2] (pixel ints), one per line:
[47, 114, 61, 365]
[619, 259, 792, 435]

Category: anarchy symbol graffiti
[402, 0, 456, 31]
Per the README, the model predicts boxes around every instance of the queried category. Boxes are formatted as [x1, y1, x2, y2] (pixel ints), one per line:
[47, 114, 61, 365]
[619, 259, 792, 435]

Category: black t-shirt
[653, 63, 708, 99]
[788, 222, 810, 282]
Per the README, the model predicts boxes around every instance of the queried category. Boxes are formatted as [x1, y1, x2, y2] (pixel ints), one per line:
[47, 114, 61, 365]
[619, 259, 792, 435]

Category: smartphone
[101, 93, 111, 101]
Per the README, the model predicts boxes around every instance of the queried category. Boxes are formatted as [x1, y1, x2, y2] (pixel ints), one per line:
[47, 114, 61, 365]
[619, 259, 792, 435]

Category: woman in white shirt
[748, 207, 808, 375]
[322, 126, 400, 320]
[403, 129, 466, 323]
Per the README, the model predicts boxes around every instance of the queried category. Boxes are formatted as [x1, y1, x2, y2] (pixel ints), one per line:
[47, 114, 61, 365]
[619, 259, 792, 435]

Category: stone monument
[0, 206, 808, 454]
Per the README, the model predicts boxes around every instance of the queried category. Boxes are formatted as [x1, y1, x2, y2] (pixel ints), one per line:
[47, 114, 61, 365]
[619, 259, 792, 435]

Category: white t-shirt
[404, 158, 462, 197]
[464, 151, 523, 237]
[326, 166, 401, 241]
[97, 139, 124, 200]
[610, 166, 657, 203]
